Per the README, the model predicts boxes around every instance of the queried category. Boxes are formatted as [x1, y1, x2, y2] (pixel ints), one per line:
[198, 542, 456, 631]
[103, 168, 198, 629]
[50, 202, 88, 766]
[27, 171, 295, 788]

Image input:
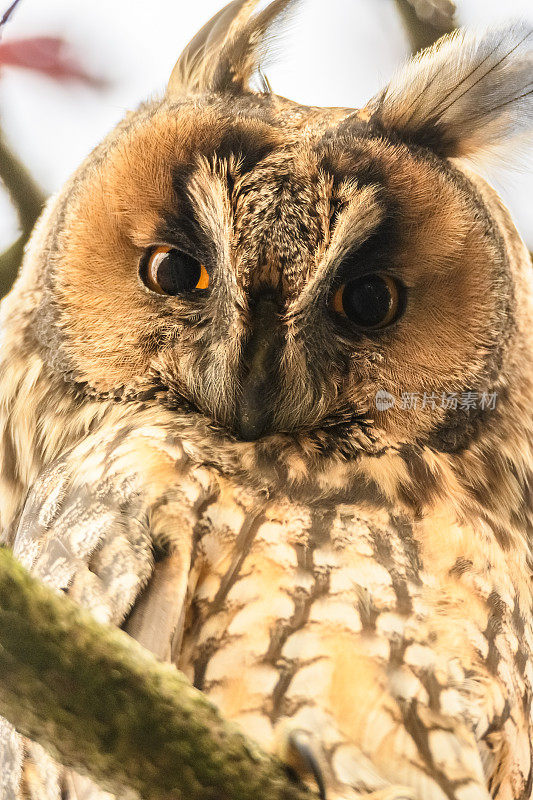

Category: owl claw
[285, 728, 327, 800]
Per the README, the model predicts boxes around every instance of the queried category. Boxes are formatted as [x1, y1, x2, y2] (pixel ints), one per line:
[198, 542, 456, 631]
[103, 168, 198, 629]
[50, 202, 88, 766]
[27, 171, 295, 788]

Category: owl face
[30, 3, 533, 474]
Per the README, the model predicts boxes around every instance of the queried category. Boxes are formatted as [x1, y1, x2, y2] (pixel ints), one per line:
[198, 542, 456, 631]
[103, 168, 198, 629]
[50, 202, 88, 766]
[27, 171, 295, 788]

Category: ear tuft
[167, 0, 299, 98]
[366, 22, 533, 161]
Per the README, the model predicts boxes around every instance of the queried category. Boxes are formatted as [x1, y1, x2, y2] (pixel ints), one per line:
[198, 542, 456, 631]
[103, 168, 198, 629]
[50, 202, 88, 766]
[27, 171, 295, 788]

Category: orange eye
[330, 273, 402, 329]
[142, 246, 209, 295]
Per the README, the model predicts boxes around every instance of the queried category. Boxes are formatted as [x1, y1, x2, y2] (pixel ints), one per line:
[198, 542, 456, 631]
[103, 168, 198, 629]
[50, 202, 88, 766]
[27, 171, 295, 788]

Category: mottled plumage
[0, 3, 532, 800]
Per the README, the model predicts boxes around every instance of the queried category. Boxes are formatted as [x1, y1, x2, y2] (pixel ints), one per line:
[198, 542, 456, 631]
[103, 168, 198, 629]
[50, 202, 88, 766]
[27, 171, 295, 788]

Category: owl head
[9, 1, 533, 514]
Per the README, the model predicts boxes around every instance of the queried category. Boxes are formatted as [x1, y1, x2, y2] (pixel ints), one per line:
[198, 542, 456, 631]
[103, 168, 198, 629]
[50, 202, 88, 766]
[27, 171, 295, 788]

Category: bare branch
[0, 0, 22, 31]
[0, 128, 45, 235]
[395, 0, 457, 54]
[0, 129, 45, 298]
[0, 234, 24, 296]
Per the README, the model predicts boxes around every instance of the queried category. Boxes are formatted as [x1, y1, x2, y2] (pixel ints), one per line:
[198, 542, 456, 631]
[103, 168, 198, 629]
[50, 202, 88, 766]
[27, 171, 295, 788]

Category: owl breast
[151, 476, 532, 800]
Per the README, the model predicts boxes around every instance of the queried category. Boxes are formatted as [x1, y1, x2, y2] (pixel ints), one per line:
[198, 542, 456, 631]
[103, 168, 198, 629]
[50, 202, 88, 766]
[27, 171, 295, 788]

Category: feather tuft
[167, 0, 300, 98]
[366, 22, 533, 161]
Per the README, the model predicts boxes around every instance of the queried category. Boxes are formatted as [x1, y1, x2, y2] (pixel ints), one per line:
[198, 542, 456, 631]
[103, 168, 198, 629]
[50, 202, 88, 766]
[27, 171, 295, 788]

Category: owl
[0, 1, 532, 799]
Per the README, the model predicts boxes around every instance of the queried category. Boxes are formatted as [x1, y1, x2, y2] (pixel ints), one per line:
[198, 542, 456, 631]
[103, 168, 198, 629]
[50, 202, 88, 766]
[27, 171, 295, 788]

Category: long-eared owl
[0, 2, 532, 799]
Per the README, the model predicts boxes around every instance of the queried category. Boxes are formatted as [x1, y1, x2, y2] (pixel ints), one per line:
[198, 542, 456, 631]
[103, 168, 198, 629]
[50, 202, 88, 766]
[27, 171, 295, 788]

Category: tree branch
[0, 233, 24, 296]
[0, 547, 316, 800]
[395, 0, 456, 54]
[0, 0, 23, 30]
[0, 128, 45, 232]
[0, 128, 46, 297]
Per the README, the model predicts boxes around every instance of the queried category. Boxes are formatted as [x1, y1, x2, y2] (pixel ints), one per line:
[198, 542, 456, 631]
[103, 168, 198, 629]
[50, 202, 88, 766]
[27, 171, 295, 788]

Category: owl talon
[284, 728, 327, 800]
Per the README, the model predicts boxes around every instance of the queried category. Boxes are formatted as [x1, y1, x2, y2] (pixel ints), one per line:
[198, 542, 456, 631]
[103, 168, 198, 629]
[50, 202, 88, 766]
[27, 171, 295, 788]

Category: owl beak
[237, 293, 282, 441]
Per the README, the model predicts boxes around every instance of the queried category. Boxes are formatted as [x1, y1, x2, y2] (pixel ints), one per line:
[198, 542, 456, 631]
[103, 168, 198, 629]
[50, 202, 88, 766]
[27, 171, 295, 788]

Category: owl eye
[141, 246, 209, 296]
[330, 273, 403, 329]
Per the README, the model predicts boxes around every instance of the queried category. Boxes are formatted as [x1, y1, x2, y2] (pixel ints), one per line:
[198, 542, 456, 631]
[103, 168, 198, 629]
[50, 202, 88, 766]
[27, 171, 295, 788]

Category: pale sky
[1, 0, 532, 249]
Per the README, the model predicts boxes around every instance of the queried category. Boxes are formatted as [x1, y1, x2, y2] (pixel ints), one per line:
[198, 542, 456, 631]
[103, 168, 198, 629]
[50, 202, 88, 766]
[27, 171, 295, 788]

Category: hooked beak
[237, 293, 282, 441]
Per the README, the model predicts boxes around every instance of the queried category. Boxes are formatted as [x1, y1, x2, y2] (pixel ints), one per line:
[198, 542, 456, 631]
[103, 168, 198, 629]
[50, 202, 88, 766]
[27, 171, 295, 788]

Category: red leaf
[0, 36, 105, 86]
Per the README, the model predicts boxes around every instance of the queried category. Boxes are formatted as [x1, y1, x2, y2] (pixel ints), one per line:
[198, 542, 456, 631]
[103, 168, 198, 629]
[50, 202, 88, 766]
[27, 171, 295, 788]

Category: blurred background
[0, 0, 531, 297]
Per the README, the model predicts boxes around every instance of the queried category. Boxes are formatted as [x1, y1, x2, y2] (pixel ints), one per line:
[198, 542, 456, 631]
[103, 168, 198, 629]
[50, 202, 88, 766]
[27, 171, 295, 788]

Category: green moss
[0, 548, 316, 800]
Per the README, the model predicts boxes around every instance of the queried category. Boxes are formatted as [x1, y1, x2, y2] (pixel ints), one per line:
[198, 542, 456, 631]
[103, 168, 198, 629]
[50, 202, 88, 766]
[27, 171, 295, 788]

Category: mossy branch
[0, 547, 316, 800]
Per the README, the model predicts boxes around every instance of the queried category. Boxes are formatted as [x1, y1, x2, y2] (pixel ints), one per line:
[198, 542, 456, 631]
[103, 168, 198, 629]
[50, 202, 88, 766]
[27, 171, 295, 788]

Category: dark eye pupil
[156, 250, 201, 295]
[342, 275, 393, 327]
